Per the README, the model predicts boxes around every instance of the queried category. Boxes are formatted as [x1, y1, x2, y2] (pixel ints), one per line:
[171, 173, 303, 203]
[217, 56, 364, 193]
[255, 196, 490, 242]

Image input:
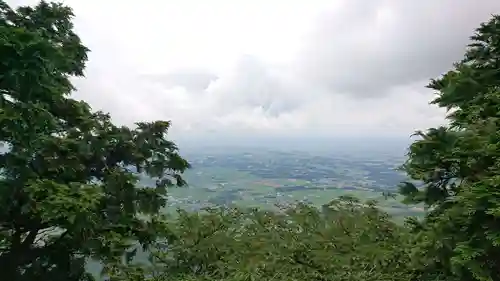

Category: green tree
[400, 15, 500, 281]
[0, 1, 189, 280]
[130, 197, 415, 281]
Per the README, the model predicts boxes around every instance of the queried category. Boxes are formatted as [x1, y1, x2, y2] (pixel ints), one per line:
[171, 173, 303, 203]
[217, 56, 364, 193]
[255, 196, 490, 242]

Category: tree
[400, 15, 500, 281]
[0, 1, 190, 280]
[125, 197, 415, 281]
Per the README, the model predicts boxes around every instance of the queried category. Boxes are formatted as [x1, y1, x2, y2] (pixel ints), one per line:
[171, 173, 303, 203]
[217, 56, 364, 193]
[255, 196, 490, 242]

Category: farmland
[142, 145, 424, 219]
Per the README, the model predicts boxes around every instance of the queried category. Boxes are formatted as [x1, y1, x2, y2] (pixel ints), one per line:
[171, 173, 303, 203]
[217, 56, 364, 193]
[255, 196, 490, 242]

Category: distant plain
[144, 142, 424, 220]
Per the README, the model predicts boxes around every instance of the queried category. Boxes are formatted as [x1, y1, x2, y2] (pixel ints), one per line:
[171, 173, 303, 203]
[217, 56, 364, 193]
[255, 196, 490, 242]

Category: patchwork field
[144, 147, 424, 219]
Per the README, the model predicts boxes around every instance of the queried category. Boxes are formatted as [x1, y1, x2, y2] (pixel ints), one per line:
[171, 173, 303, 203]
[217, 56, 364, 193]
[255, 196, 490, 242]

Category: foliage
[3, 0, 500, 281]
[0, 1, 189, 280]
[113, 197, 416, 281]
[400, 15, 500, 281]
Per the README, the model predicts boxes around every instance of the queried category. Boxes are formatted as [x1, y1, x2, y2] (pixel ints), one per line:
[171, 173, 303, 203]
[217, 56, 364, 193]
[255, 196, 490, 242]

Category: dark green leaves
[401, 14, 500, 281]
[0, 1, 189, 280]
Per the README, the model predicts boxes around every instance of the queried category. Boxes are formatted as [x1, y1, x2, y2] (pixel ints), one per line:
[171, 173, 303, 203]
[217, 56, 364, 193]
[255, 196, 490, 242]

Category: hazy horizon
[174, 134, 412, 156]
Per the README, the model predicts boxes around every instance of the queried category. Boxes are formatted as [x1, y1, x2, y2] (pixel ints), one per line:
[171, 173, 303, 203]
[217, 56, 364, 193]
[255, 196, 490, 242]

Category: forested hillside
[1, 1, 500, 281]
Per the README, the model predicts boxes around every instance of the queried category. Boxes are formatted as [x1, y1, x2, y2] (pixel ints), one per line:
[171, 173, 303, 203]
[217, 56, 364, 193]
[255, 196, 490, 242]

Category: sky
[7, 0, 500, 143]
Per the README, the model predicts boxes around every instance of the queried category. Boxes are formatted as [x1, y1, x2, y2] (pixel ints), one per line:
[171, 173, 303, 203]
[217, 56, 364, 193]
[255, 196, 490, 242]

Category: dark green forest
[1, 1, 500, 280]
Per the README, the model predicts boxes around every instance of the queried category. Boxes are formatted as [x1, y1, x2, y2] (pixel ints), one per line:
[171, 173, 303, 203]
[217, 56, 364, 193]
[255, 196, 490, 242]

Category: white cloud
[7, 0, 500, 140]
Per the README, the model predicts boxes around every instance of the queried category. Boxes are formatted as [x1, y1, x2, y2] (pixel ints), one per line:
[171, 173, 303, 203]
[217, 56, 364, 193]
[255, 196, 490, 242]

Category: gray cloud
[205, 55, 307, 117]
[6, 0, 500, 138]
[298, 0, 500, 98]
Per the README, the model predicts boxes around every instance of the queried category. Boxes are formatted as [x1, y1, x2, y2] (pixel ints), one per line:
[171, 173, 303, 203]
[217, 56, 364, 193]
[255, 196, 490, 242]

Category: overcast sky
[8, 0, 500, 141]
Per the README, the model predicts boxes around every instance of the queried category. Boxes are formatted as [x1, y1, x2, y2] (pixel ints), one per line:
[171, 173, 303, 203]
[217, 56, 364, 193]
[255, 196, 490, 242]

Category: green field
[163, 160, 424, 220]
